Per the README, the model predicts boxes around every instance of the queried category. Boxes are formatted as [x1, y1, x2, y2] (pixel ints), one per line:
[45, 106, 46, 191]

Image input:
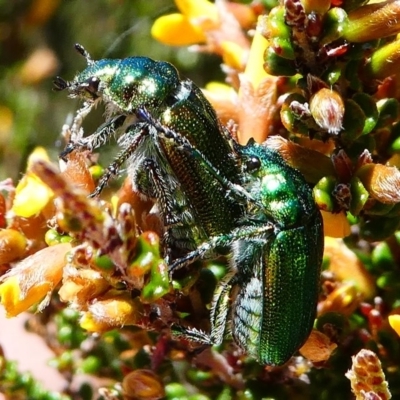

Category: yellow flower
[80, 291, 142, 333]
[151, 0, 218, 46]
[12, 147, 54, 218]
[151, 0, 252, 70]
[0, 243, 71, 317]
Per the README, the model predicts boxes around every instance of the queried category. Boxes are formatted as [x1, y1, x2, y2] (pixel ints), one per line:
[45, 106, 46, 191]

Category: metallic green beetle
[167, 137, 324, 366]
[54, 44, 243, 260]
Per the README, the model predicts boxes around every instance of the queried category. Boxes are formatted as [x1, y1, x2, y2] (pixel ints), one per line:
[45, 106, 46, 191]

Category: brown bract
[356, 163, 400, 204]
[299, 330, 337, 363]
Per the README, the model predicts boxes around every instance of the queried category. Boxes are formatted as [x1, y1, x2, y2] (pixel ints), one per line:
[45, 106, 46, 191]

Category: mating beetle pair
[54, 44, 323, 366]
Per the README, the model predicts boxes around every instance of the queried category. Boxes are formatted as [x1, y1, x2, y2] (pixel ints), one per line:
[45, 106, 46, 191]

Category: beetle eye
[84, 76, 100, 95]
[245, 156, 261, 172]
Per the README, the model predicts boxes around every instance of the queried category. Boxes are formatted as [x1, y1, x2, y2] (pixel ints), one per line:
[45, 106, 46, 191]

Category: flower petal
[80, 293, 141, 332]
[0, 243, 70, 317]
[389, 314, 400, 337]
[12, 147, 54, 218]
[321, 210, 351, 238]
[220, 40, 245, 70]
[12, 172, 54, 217]
[151, 13, 206, 45]
[243, 26, 270, 89]
[175, 0, 218, 21]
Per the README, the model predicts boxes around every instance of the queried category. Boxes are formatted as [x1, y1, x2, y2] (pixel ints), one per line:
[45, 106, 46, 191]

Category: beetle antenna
[53, 76, 69, 91]
[74, 43, 94, 65]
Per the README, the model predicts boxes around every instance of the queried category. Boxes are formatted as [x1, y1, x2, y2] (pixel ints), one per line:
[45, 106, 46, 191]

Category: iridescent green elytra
[169, 139, 324, 365]
[54, 44, 243, 259]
